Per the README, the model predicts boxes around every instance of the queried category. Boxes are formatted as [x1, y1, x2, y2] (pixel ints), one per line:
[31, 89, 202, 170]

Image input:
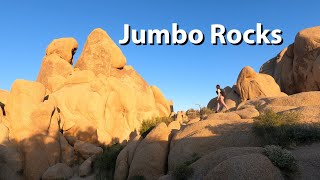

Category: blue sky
[0, 1, 319, 111]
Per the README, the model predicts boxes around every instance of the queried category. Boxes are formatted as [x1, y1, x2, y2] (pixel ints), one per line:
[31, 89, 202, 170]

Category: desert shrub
[254, 110, 300, 128]
[173, 164, 193, 180]
[140, 117, 174, 138]
[173, 153, 200, 180]
[129, 175, 146, 180]
[253, 110, 320, 146]
[200, 107, 214, 115]
[186, 109, 199, 119]
[94, 143, 124, 180]
[264, 145, 297, 172]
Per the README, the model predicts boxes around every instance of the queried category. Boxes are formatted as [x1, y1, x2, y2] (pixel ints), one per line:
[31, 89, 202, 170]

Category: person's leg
[219, 96, 229, 110]
[216, 99, 220, 113]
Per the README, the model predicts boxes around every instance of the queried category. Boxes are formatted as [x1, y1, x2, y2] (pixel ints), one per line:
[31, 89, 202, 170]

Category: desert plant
[264, 145, 297, 173]
[173, 164, 193, 180]
[129, 175, 146, 180]
[173, 153, 200, 180]
[254, 110, 300, 128]
[94, 143, 124, 180]
[200, 107, 214, 115]
[140, 117, 174, 138]
[186, 108, 199, 119]
[252, 110, 320, 146]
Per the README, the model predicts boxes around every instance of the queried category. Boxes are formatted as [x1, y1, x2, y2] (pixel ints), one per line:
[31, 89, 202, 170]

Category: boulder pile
[1, 26, 320, 180]
[0, 28, 172, 179]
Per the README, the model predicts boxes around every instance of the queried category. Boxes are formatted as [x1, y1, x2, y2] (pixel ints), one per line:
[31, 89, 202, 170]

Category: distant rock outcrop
[260, 26, 320, 94]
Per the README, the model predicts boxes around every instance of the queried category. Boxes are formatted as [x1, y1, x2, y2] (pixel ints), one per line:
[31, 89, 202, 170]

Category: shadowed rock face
[190, 147, 265, 179]
[2, 80, 61, 180]
[168, 118, 262, 171]
[204, 153, 284, 180]
[128, 123, 171, 180]
[260, 26, 320, 94]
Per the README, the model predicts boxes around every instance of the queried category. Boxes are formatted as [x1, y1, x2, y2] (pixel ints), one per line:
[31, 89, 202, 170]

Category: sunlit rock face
[260, 26, 320, 94]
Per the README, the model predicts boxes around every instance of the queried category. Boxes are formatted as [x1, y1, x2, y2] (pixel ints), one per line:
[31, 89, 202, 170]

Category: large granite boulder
[260, 26, 320, 94]
[237, 66, 286, 102]
[75, 28, 126, 74]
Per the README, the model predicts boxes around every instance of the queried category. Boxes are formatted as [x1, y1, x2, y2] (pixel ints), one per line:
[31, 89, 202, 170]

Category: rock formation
[128, 123, 171, 180]
[236, 66, 286, 102]
[36, 28, 172, 146]
[37, 38, 77, 92]
[207, 66, 286, 110]
[204, 153, 283, 180]
[1, 26, 320, 180]
[0, 28, 172, 179]
[240, 91, 320, 123]
[260, 26, 320, 94]
[75, 28, 126, 74]
[168, 118, 262, 171]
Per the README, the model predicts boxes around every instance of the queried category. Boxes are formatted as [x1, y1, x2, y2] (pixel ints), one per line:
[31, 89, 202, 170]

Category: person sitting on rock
[216, 85, 229, 113]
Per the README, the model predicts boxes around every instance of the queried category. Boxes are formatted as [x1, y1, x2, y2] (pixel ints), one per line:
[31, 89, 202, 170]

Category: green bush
[173, 153, 200, 180]
[264, 145, 297, 172]
[254, 110, 299, 127]
[140, 117, 174, 138]
[200, 107, 214, 115]
[173, 164, 193, 180]
[94, 143, 124, 180]
[129, 175, 146, 180]
[253, 110, 320, 146]
[186, 109, 199, 119]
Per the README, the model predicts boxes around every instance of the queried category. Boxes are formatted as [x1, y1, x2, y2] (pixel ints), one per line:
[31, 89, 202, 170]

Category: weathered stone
[191, 147, 264, 179]
[75, 28, 126, 75]
[79, 156, 93, 177]
[128, 123, 171, 180]
[237, 66, 286, 102]
[46, 38, 78, 64]
[74, 140, 103, 159]
[114, 136, 142, 180]
[234, 107, 260, 119]
[260, 26, 320, 94]
[168, 119, 261, 171]
[204, 154, 283, 180]
[42, 163, 73, 180]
